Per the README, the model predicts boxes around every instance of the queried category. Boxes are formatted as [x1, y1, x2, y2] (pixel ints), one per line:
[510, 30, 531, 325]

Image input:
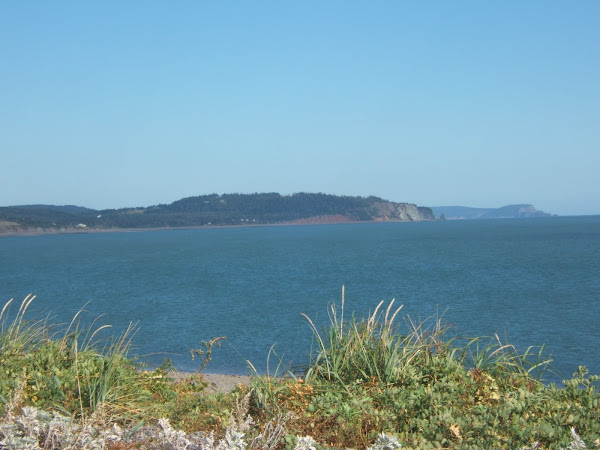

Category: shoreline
[170, 371, 253, 394]
[0, 217, 428, 238]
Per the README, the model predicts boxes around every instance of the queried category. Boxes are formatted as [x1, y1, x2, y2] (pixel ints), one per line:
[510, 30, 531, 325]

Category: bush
[0, 295, 162, 422]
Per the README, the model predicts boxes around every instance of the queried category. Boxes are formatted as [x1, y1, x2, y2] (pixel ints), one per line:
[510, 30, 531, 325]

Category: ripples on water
[1, 216, 599, 383]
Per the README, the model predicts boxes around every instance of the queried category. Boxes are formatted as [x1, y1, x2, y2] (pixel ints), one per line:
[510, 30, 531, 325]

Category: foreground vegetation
[0, 294, 599, 449]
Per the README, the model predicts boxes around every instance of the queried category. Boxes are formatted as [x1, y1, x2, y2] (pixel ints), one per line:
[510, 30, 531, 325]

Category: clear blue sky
[2, 2, 598, 215]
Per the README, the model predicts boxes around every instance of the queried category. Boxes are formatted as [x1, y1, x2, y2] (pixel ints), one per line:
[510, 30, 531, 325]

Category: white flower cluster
[368, 433, 402, 450]
[521, 427, 597, 450]
[0, 406, 123, 449]
[5, 408, 593, 450]
[566, 427, 588, 450]
[0, 404, 289, 450]
[294, 435, 318, 450]
[293, 432, 401, 450]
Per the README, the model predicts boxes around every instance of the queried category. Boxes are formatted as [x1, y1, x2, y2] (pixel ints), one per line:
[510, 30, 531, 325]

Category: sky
[1, 2, 599, 215]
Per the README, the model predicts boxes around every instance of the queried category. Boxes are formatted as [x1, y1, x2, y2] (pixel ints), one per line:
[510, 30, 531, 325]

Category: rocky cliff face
[287, 202, 435, 224]
[371, 202, 435, 221]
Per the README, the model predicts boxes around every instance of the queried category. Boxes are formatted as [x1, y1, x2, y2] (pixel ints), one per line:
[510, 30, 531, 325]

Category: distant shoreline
[0, 216, 424, 238]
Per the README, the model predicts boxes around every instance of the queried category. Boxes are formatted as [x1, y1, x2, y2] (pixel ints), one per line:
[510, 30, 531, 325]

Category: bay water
[1, 216, 599, 384]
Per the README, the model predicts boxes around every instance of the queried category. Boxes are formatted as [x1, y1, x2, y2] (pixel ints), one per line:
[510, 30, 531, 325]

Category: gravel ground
[169, 371, 252, 393]
[201, 373, 252, 393]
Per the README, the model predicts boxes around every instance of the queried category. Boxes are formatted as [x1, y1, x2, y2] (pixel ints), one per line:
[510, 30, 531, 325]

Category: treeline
[1, 192, 423, 231]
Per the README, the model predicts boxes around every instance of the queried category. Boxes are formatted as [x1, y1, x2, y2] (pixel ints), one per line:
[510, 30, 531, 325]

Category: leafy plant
[0, 296, 162, 423]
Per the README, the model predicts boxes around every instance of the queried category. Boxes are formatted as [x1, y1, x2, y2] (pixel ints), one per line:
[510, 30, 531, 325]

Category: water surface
[1, 216, 598, 383]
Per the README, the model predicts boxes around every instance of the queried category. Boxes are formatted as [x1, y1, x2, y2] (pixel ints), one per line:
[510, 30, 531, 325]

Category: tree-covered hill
[0, 193, 434, 232]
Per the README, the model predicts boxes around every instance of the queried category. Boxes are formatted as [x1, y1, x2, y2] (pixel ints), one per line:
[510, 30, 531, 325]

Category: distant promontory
[430, 204, 552, 220]
[0, 193, 435, 234]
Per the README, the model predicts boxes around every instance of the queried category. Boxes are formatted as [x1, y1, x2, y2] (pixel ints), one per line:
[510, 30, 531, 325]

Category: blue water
[1, 216, 599, 384]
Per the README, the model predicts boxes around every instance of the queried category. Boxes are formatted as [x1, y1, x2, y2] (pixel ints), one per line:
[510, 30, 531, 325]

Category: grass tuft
[303, 289, 454, 387]
[0, 296, 160, 423]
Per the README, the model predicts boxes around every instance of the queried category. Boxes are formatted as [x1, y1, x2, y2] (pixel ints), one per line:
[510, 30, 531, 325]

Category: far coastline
[0, 215, 430, 238]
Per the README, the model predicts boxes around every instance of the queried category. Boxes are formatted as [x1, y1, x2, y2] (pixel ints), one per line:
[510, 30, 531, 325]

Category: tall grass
[457, 333, 554, 380]
[302, 288, 454, 385]
[0, 295, 157, 422]
[302, 288, 553, 386]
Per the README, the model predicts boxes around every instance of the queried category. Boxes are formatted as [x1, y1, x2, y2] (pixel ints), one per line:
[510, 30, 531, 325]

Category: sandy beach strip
[168, 371, 252, 394]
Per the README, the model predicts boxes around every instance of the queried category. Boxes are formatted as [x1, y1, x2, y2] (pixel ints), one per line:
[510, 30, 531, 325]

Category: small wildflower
[295, 435, 318, 450]
[568, 427, 587, 450]
[369, 433, 402, 450]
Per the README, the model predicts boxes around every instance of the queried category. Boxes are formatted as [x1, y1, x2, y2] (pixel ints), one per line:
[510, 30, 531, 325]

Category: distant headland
[0, 193, 435, 235]
[430, 204, 553, 220]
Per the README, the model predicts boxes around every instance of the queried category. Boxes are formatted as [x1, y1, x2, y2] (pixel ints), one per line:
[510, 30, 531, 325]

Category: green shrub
[0, 296, 163, 422]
